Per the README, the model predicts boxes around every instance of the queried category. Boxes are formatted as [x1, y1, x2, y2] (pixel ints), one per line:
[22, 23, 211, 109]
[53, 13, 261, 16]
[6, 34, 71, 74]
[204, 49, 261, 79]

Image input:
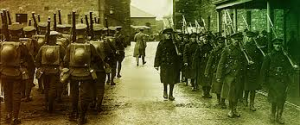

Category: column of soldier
[0, 9, 127, 125]
[174, 28, 298, 124]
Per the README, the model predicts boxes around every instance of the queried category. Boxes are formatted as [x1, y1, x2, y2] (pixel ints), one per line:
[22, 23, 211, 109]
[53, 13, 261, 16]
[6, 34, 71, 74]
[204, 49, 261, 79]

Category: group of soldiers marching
[155, 27, 298, 124]
[0, 9, 128, 125]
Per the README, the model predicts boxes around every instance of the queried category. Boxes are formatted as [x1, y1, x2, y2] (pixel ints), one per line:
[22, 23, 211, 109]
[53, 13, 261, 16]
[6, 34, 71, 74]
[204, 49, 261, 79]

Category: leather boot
[276, 109, 285, 124]
[78, 114, 87, 125]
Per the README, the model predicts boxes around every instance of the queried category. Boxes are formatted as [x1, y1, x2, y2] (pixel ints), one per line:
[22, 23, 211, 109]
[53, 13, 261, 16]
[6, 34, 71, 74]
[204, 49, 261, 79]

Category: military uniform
[243, 31, 264, 110]
[195, 34, 213, 98]
[0, 24, 33, 124]
[105, 35, 117, 85]
[183, 33, 198, 89]
[90, 24, 111, 112]
[64, 24, 103, 124]
[20, 26, 39, 102]
[114, 26, 125, 78]
[216, 32, 247, 118]
[154, 28, 180, 101]
[205, 36, 225, 106]
[260, 38, 294, 124]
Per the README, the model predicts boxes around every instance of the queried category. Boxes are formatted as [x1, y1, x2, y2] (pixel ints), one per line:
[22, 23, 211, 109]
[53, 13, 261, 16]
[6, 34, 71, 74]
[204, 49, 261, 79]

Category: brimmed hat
[272, 38, 283, 45]
[231, 32, 243, 40]
[76, 24, 87, 30]
[23, 26, 36, 32]
[162, 28, 173, 34]
[8, 23, 23, 31]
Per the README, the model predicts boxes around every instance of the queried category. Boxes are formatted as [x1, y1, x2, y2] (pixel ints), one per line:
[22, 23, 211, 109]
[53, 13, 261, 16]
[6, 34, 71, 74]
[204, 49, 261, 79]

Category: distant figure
[133, 28, 147, 66]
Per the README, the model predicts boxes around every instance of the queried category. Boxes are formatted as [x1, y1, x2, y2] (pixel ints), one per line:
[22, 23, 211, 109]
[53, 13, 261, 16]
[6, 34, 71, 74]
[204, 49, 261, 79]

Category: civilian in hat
[133, 28, 147, 66]
[154, 28, 180, 101]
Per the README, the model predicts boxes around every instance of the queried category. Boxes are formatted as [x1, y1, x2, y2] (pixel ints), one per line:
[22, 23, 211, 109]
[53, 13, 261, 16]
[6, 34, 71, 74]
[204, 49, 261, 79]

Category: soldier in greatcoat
[154, 28, 180, 101]
[260, 38, 297, 124]
[183, 33, 198, 90]
[205, 36, 226, 107]
[216, 32, 247, 118]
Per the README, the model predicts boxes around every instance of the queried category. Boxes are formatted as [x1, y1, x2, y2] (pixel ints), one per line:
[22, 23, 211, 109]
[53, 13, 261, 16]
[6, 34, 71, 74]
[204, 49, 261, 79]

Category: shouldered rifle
[53, 13, 57, 31]
[32, 12, 39, 34]
[58, 10, 62, 25]
[2, 10, 10, 41]
[89, 12, 94, 40]
[266, 13, 298, 69]
[85, 15, 90, 37]
[45, 17, 51, 44]
[225, 10, 253, 65]
[241, 15, 266, 57]
[105, 18, 109, 36]
[7, 10, 12, 25]
[71, 11, 76, 43]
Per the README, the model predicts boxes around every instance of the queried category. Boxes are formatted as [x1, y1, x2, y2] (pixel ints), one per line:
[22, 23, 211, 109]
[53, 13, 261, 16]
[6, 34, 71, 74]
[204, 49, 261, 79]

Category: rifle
[241, 15, 266, 57]
[71, 11, 76, 43]
[32, 12, 39, 34]
[89, 11, 94, 39]
[94, 17, 97, 24]
[85, 15, 90, 37]
[2, 10, 10, 41]
[37, 14, 41, 22]
[81, 18, 84, 24]
[201, 17, 207, 32]
[28, 19, 32, 26]
[7, 10, 12, 25]
[225, 10, 253, 65]
[58, 10, 62, 25]
[266, 13, 298, 69]
[105, 17, 109, 36]
[45, 17, 51, 44]
[53, 13, 57, 31]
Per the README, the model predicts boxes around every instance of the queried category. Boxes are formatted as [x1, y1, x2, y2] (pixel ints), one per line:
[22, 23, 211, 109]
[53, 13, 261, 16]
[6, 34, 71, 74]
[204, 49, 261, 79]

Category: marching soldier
[154, 28, 180, 101]
[90, 24, 111, 112]
[35, 31, 65, 113]
[133, 28, 147, 66]
[257, 30, 268, 53]
[64, 24, 103, 124]
[183, 33, 198, 90]
[216, 32, 247, 118]
[1, 23, 33, 124]
[205, 36, 226, 107]
[243, 31, 263, 111]
[180, 34, 190, 83]
[114, 26, 125, 78]
[104, 28, 117, 85]
[260, 38, 296, 124]
[20, 26, 39, 102]
[197, 33, 213, 98]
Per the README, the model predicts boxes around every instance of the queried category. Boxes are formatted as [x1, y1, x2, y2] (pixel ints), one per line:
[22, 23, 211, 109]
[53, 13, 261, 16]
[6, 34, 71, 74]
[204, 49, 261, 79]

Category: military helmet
[8, 23, 23, 31]
[162, 28, 173, 34]
[1, 44, 17, 62]
[23, 26, 36, 32]
[38, 22, 48, 28]
[74, 48, 88, 64]
[45, 48, 58, 63]
[190, 33, 198, 38]
[93, 24, 104, 31]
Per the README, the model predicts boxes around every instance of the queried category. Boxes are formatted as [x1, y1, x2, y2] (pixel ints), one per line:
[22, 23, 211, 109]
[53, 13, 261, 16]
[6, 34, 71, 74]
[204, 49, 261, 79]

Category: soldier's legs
[43, 76, 50, 110]
[111, 67, 116, 85]
[276, 102, 285, 124]
[25, 78, 34, 101]
[249, 90, 256, 111]
[12, 80, 22, 123]
[117, 60, 122, 77]
[21, 81, 26, 99]
[202, 86, 212, 98]
[56, 80, 63, 103]
[163, 83, 168, 99]
[69, 80, 79, 120]
[243, 90, 250, 106]
[3, 78, 13, 122]
[136, 57, 139, 66]
[47, 75, 59, 113]
[270, 103, 277, 122]
[96, 72, 106, 112]
[142, 56, 146, 64]
[78, 80, 93, 124]
[106, 74, 111, 84]
[38, 79, 44, 94]
[169, 84, 175, 101]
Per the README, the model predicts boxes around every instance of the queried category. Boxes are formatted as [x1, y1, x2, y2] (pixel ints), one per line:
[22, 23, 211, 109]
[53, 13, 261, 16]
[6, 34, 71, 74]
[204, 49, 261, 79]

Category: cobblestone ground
[1, 42, 300, 125]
